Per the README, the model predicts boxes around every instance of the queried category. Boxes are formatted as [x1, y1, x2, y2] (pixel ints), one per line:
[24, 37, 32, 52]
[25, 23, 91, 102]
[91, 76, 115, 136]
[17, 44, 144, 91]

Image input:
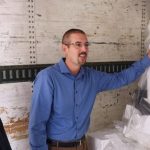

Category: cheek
[63, 51, 67, 57]
[65, 48, 80, 59]
[70, 50, 78, 57]
[63, 48, 69, 57]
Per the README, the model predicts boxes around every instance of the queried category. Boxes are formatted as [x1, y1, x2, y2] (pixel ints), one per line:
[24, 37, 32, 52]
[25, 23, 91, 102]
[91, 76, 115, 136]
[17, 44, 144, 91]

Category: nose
[81, 43, 88, 52]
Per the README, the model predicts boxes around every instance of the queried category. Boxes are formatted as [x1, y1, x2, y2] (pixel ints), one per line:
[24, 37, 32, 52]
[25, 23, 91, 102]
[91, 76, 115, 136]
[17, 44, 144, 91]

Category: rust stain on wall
[0, 107, 7, 114]
[4, 114, 29, 140]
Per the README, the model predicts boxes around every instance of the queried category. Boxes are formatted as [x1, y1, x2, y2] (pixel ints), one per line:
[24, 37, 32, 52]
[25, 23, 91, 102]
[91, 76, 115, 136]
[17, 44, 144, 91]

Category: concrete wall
[0, 0, 149, 149]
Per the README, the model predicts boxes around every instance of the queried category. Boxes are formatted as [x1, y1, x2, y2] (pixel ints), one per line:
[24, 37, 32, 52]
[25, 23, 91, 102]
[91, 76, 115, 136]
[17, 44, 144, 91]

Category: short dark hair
[62, 29, 86, 44]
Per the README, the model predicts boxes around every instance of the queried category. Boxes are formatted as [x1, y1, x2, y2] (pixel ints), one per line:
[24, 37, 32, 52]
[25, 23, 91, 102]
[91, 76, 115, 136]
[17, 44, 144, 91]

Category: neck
[65, 59, 81, 75]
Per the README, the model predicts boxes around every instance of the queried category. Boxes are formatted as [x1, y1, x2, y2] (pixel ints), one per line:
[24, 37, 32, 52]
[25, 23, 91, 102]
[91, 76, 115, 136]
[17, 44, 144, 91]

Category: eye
[75, 42, 82, 48]
[85, 42, 90, 47]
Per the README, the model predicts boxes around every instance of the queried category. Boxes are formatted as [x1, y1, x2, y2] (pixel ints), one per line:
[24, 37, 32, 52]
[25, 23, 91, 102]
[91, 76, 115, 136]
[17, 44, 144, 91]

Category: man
[29, 29, 150, 150]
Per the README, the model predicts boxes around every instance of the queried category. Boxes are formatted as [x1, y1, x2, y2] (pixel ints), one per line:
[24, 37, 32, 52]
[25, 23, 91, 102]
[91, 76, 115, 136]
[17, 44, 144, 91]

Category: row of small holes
[27, 0, 36, 64]
[141, 0, 147, 57]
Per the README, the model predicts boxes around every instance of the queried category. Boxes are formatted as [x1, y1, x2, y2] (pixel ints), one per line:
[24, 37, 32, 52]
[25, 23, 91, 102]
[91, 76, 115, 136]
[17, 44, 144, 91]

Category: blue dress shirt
[29, 56, 150, 150]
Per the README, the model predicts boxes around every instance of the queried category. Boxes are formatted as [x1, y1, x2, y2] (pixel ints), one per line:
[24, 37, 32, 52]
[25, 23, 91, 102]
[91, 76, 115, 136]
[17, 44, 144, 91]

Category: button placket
[74, 79, 80, 138]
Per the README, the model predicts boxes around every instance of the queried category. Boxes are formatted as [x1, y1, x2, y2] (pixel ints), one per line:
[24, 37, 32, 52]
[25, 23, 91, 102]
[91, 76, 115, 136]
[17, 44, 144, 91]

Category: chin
[80, 61, 86, 65]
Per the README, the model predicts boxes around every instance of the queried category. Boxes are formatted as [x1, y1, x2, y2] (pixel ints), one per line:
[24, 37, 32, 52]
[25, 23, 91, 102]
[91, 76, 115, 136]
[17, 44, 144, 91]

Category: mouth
[79, 52, 87, 58]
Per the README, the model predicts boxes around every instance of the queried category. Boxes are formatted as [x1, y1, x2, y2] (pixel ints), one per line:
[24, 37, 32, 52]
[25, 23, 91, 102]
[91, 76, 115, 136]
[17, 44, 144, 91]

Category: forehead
[69, 33, 88, 42]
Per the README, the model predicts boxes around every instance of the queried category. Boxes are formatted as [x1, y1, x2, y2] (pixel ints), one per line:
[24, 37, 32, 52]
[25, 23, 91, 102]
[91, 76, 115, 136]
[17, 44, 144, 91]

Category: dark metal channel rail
[0, 61, 134, 84]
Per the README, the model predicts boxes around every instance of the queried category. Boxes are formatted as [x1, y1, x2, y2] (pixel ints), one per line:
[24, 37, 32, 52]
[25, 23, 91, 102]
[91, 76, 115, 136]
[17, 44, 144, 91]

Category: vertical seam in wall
[141, 0, 147, 57]
[27, 0, 36, 64]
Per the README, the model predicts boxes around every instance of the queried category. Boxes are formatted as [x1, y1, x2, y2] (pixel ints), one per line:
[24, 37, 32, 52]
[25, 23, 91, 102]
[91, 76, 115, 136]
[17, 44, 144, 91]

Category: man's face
[63, 33, 89, 67]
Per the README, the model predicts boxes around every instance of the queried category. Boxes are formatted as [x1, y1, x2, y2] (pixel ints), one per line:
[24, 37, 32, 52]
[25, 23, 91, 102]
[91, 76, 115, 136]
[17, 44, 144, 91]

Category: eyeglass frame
[62, 41, 91, 49]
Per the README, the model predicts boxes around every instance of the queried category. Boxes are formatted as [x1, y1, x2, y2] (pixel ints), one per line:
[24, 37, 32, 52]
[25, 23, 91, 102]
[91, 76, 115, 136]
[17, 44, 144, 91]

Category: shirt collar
[58, 58, 85, 78]
[59, 58, 70, 74]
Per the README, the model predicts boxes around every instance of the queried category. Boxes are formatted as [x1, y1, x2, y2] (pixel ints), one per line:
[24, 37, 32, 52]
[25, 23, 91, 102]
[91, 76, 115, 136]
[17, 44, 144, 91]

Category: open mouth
[79, 52, 87, 58]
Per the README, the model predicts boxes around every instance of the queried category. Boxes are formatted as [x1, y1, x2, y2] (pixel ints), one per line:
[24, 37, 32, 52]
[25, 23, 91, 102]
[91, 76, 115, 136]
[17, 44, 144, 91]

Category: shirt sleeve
[29, 69, 54, 150]
[94, 55, 150, 92]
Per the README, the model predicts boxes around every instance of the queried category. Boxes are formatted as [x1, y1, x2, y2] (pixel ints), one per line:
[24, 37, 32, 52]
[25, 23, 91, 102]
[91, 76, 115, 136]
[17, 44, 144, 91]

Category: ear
[62, 44, 68, 55]
[62, 44, 66, 51]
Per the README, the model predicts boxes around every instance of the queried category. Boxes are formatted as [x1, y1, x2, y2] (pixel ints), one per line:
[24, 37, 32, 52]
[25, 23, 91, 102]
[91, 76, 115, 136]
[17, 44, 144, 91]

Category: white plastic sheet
[87, 104, 150, 150]
[123, 105, 150, 149]
[87, 127, 148, 150]
[138, 67, 150, 104]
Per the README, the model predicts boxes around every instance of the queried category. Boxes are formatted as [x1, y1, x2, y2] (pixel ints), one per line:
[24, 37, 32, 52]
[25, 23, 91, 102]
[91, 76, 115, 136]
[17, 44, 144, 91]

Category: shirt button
[75, 90, 78, 93]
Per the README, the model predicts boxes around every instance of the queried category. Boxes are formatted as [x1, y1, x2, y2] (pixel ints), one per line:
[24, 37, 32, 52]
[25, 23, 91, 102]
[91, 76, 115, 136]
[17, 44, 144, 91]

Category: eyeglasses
[63, 41, 90, 49]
